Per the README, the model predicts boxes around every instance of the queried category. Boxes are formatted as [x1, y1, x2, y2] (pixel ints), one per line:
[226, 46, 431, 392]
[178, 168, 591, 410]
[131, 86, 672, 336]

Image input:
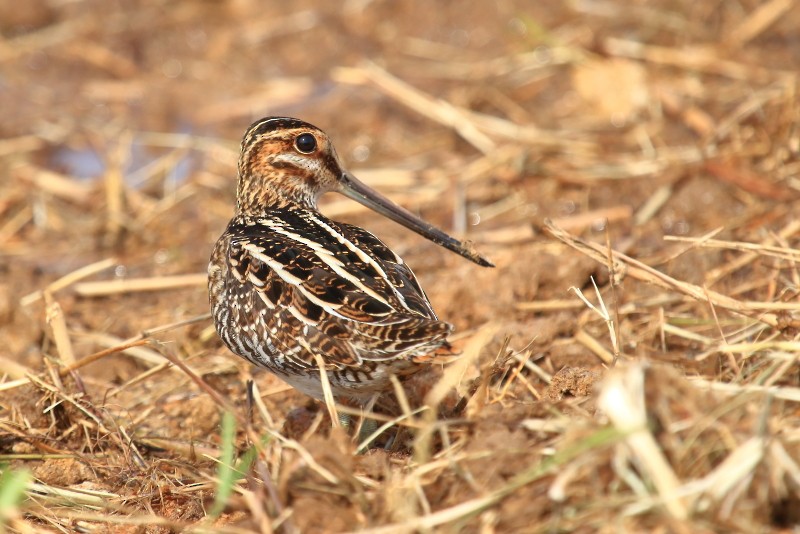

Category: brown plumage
[208, 117, 492, 404]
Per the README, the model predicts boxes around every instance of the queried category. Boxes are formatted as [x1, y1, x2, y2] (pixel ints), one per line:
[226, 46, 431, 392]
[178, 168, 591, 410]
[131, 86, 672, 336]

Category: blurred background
[2, 0, 800, 531]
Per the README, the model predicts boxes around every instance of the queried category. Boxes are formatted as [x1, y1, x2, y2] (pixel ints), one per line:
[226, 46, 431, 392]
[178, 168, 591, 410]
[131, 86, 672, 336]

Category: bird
[208, 116, 493, 410]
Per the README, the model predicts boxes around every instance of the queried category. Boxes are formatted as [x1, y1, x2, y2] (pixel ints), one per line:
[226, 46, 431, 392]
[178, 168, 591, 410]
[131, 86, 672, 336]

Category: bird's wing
[222, 211, 451, 369]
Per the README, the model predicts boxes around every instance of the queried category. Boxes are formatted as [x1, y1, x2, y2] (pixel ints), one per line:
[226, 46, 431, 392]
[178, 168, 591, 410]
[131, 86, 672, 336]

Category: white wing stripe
[254, 225, 395, 309]
[241, 242, 365, 322]
[304, 212, 412, 310]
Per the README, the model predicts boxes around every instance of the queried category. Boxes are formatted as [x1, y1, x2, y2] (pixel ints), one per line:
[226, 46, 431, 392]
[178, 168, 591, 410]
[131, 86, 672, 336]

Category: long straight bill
[339, 171, 494, 267]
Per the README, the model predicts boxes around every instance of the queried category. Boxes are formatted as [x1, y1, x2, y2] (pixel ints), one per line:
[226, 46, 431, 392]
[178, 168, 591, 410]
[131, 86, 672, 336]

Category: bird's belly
[276, 360, 413, 404]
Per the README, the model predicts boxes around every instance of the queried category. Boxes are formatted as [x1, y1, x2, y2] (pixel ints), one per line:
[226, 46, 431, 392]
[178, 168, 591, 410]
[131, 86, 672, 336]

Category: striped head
[234, 116, 494, 267]
[237, 117, 344, 211]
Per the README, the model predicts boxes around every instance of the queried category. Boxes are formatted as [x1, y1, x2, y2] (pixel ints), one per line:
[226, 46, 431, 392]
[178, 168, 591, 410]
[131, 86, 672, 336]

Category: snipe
[208, 117, 492, 406]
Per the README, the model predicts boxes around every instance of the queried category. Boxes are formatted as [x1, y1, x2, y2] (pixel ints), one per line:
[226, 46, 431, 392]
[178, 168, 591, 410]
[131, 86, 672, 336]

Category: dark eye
[294, 133, 317, 154]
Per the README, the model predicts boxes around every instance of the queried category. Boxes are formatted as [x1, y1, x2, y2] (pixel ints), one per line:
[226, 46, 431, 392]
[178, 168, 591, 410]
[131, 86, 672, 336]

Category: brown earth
[2, 0, 800, 532]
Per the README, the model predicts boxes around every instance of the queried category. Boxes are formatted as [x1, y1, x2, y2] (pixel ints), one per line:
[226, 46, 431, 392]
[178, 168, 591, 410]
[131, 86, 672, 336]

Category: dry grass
[2, 0, 800, 532]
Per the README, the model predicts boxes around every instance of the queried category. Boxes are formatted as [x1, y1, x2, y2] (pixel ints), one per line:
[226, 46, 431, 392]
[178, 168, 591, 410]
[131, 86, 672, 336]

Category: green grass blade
[209, 411, 237, 518]
[0, 465, 32, 526]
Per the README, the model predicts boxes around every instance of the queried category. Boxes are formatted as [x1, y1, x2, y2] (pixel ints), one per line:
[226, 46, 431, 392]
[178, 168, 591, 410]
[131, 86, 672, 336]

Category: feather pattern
[209, 117, 490, 403]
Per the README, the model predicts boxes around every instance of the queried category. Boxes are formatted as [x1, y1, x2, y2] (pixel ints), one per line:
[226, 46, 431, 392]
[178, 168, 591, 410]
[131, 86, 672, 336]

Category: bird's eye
[294, 133, 317, 154]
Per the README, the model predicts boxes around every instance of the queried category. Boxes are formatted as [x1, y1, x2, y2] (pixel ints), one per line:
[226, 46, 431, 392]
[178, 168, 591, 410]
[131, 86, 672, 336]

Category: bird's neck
[235, 177, 318, 216]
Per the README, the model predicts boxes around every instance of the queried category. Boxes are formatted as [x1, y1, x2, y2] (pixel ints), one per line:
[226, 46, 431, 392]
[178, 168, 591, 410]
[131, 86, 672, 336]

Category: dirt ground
[2, 0, 800, 532]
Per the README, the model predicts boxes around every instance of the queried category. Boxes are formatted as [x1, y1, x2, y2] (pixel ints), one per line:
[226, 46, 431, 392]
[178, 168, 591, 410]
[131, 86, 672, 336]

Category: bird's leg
[336, 396, 381, 452]
[355, 417, 379, 449]
[338, 412, 353, 428]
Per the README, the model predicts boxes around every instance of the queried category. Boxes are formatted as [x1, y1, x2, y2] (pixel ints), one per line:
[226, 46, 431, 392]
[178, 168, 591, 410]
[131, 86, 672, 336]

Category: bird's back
[208, 206, 453, 396]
